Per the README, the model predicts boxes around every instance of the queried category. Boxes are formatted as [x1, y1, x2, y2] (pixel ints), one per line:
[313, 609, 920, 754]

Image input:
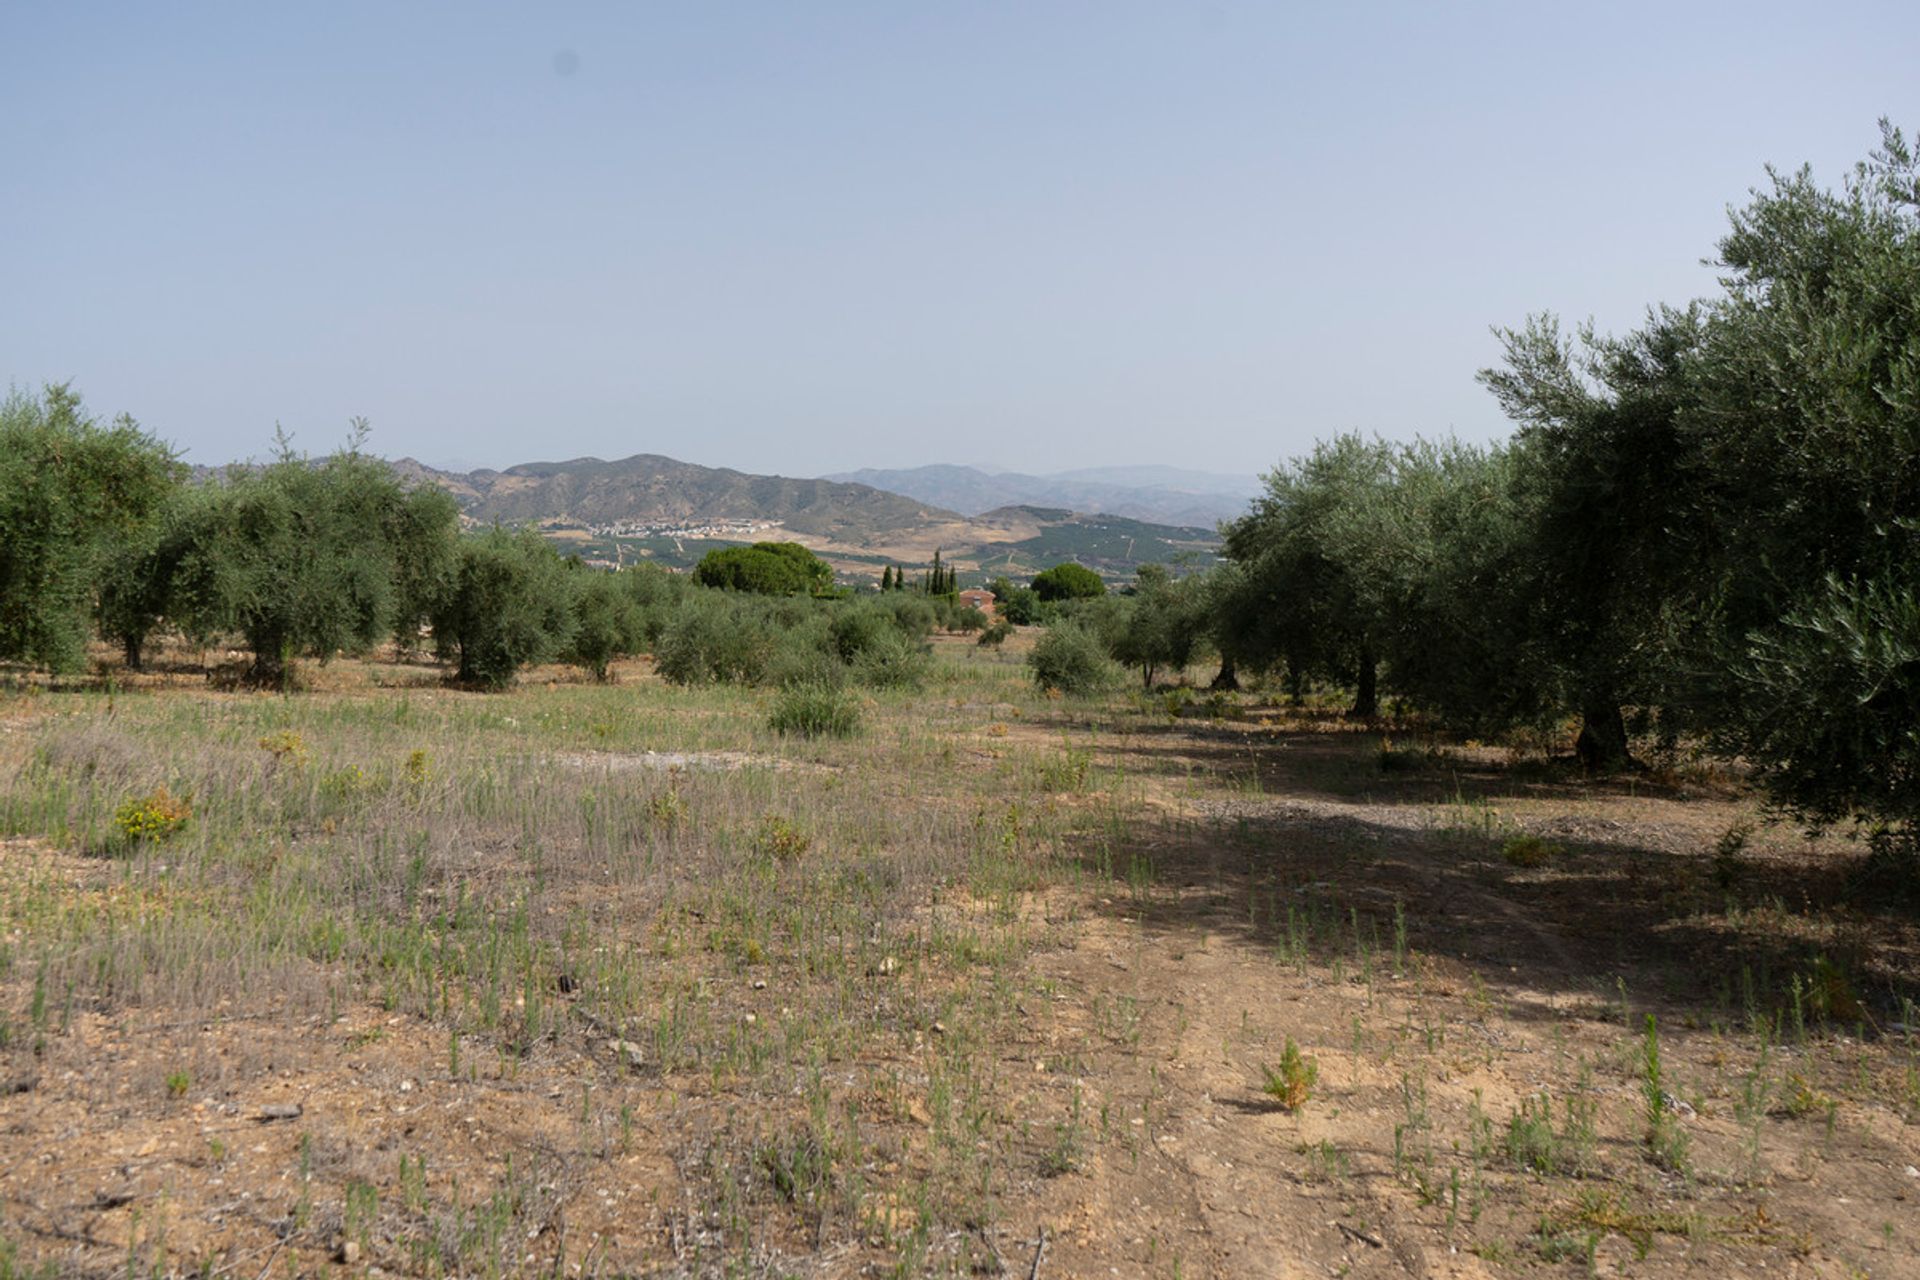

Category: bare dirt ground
[2, 641, 1917, 1277]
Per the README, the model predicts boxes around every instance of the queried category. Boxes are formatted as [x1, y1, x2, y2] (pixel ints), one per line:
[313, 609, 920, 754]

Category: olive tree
[0, 385, 184, 673]
[1688, 122, 1920, 867]
[431, 526, 578, 688]
[1219, 434, 1404, 716]
[176, 426, 460, 684]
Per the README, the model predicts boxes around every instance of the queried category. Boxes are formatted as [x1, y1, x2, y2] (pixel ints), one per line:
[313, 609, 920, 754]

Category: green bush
[978, 620, 1014, 648]
[114, 786, 192, 844]
[766, 640, 848, 691]
[848, 627, 929, 690]
[824, 600, 930, 689]
[768, 684, 863, 738]
[998, 587, 1041, 625]
[1027, 623, 1120, 695]
[1501, 834, 1561, 868]
[655, 594, 779, 685]
[827, 603, 893, 662]
[879, 594, 938, 638]
[564, 569, 644, 680]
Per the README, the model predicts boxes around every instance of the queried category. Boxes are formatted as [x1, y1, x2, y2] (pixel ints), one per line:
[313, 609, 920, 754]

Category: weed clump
[1501, 834, 1561, 868]
[1640, 1016, 1691, 1173]
[258, 730, 309, 766]
[114, 785, 191, 844]
[769, 685, 862, 739]
[402, 749, 430, 799]
[1261, 1037, 1318, 1110]
[1377, 737, 1427, 772]
[647, 786, 687, 829]
[320, 764, 375, 801]
[752, 815, 811, 862]
[1503, 1091, 1598, 1175]
[1712, 820, 1754, 888]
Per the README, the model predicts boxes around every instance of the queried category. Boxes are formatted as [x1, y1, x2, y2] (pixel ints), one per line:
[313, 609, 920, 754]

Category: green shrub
[768, 684, 862, 738]
[879, 594, 938, 638]
[848, 628, 928, 690]
[1501, 834, 1561, 868]
[114, 786, 192, 844]
[766, 641, 848, 691]
[1000, 587, 1041, 625]
[978, 620, 1014, 648]
[827, 603, 893, 662]
[564, 569, 644, 680]
[655, 595, 778, 685]
[1027, 623, 1120, 695]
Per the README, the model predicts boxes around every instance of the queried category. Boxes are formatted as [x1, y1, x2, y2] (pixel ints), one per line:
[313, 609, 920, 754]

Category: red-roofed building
[957, 588, 996, 617]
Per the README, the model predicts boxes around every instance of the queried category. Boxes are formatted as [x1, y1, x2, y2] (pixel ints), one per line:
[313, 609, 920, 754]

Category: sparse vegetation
[2, 122, 1918, 1280]
[0, 633, 1914, 1275]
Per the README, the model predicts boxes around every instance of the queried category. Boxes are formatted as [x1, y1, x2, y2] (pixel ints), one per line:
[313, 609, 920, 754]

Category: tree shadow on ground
[1068, 723, 1920, 1036]
[1094, 714, 1736, 811]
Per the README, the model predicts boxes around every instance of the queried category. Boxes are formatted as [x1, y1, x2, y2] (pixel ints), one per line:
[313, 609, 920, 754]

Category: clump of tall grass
[769, 684, 862, 739]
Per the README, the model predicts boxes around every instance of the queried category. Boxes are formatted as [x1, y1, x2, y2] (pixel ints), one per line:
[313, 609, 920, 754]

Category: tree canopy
[174, 427, 461, 684]
[694, 541, 833, 595]
[1031, 562, 1105, 602]
[0, 385, 184, 673]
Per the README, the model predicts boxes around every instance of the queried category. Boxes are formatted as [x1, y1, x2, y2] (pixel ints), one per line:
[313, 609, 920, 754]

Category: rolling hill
[391, 454, 954, 545]
[381, 453, 1222, 580]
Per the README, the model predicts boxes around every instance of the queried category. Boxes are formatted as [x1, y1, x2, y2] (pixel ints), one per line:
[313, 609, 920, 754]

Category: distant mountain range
[823, 463, 1262, 527]
[366, 453, 1224, 579]
[391, 454, 952, 544]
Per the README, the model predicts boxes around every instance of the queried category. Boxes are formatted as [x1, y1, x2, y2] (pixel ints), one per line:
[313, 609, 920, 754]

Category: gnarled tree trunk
[1574, 698, 1632, 772]
[1348, 645, 1379, 720]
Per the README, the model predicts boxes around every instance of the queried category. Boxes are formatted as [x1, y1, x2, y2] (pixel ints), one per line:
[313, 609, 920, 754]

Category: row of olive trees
[0, 408, 698, 689]
[1205, 122, 1920, 865]
[0, 402, 972, 695]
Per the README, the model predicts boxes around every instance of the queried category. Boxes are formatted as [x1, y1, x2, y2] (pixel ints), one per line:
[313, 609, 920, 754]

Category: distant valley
[390, 454, 1223, 581]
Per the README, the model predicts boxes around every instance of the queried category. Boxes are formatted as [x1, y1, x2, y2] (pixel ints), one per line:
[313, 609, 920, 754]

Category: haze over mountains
[379, 453, 1223, 578]
[825, 463, 1262, 527]
[390, 454, 946, 544]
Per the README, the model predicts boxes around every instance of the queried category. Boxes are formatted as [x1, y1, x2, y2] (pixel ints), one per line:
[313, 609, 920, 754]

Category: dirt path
[992, 760, 1920, 1279]
[1016, 890, 1500, 1279]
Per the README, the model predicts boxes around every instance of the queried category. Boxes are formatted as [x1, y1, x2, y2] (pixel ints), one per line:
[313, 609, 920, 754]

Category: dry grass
[0, 637, 1916, 1276]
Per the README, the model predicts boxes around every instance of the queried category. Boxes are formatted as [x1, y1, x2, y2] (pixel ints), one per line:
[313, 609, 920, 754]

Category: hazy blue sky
[3, 3, 1913, 477]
